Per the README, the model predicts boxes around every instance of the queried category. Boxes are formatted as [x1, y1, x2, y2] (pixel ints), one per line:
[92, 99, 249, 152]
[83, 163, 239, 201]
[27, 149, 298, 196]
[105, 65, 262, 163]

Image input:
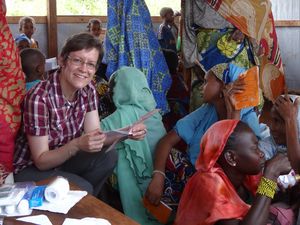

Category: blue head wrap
[14, 33, 31, 44]
[210, 63, 246, 84]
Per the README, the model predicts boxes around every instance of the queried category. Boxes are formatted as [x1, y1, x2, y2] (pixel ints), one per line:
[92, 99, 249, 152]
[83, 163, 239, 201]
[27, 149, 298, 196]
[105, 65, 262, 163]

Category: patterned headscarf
[0, 0, 25, 177]
[210, 63, 246, 84]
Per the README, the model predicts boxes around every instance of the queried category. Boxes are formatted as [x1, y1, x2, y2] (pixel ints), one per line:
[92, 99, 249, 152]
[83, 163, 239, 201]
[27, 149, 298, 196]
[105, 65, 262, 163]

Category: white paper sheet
[33, 190, 87, 214]
[104, 108, 160, 153]
[62, 217, 111, 225]
[17, 214, 53, 225]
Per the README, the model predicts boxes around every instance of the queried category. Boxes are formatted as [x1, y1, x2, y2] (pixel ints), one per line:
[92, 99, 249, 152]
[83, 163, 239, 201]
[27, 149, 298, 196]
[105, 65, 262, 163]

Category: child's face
[270, 107, 286, 145]
[202, 71, 223, 103]
[164, 11, 174, 23]
[17, 40, 30, 51]
[20, 21, 35, 39]
[90, 23, 101, 38]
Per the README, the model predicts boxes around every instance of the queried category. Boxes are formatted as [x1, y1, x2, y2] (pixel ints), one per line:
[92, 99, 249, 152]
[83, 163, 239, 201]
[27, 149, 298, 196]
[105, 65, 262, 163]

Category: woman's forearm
[32, 138, 80, 170]
[154, 130, 181, 172]
[285, 117, 300, 172]
[239, 195, 271, 225]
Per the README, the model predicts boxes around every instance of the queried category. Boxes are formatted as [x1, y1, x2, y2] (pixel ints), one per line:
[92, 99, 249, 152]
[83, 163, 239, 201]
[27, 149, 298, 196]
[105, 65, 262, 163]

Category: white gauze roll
[44, 176, 70, 203]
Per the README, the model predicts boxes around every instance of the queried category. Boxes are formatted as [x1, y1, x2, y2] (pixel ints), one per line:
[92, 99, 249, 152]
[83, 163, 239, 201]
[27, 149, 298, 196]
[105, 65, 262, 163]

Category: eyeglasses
[67, 56, 97, 71]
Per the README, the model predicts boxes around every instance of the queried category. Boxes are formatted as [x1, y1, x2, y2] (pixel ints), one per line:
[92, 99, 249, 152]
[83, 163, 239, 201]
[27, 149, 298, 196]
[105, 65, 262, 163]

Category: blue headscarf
[210, 63, 245, 84]
[175, 63, 261, 165]
[14, 33, 30, 44]
[105, 0, 172, 114]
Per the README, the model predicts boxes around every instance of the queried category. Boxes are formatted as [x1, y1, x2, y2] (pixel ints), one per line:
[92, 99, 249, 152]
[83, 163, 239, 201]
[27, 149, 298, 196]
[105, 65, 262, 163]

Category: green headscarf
[110, 66, 156, 112]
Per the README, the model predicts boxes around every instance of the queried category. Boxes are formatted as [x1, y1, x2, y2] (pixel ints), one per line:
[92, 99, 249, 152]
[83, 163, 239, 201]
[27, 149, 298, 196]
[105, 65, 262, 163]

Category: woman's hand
[223, 86, 235, 119]
[77, 129, 106, 152]
[264, 154, 292, 181]
[145, 173, 165, 205]
[223, 75, 245, 119]
[129, 123, 147, 140]
[274, 95, 300, 123]
[229, 29, 245, 44]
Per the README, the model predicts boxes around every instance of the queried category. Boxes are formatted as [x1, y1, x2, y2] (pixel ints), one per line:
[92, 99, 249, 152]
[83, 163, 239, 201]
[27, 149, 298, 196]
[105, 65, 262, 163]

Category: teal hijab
[101, 66, 166, 224]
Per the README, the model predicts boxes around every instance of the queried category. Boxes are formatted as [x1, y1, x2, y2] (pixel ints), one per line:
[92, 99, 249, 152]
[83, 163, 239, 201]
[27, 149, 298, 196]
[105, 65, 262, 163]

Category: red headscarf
[175, 120, 260, 225]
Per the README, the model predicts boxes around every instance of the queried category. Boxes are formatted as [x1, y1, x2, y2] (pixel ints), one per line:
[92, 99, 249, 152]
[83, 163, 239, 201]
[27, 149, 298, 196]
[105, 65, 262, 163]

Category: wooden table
[3, 180, 139, 225]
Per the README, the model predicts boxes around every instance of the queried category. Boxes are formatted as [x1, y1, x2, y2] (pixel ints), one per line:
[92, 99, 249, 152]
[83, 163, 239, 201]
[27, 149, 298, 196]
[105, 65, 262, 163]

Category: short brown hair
[60, 32, 103, 66]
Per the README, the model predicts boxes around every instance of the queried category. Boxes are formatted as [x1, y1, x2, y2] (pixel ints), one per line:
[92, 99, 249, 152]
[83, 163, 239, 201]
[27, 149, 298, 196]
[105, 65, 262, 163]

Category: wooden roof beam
[47, 0, 57, 58]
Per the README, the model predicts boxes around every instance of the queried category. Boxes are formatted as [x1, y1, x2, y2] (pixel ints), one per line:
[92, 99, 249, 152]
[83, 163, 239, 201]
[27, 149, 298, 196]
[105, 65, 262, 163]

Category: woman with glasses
[14, 33, 147, 197]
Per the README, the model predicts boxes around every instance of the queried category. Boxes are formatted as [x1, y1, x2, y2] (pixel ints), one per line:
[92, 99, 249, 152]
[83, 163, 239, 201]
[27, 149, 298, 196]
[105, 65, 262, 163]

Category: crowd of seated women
[1, 1, 300, 225]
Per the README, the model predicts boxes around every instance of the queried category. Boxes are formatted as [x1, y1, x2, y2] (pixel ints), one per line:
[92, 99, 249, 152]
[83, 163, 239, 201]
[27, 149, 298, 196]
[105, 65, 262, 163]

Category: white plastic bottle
[277, 170, 300, 189]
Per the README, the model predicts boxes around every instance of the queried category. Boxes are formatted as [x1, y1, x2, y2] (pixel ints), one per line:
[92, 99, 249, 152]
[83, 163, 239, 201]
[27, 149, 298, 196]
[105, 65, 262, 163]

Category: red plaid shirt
[14, 71, 98, 173]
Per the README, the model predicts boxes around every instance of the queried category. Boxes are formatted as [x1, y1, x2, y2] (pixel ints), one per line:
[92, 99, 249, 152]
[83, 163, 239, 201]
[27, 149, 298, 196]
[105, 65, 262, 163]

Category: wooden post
[47, 0, 58, 58]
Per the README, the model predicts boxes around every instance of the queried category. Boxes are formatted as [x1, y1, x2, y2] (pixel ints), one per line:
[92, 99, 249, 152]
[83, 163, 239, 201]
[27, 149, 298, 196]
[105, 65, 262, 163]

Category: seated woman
[145, 63, 261, 208]
[101, 67, 166, 225]
[13, 33, 147, 197]
[259, 95, 300, 173]
[175, 120, 293, 225]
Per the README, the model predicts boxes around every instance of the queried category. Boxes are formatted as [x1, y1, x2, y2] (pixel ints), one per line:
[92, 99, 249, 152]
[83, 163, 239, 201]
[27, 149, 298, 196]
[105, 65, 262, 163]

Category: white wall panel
[272, 0, 300, 20]
[272, 0, 300, 89]
[9, 24, 48, 56]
